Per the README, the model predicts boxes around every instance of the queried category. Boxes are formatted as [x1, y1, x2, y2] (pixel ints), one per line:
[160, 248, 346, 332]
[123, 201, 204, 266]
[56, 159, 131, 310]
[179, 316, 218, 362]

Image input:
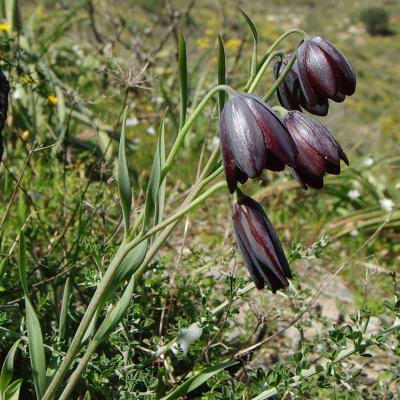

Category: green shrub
[360, 7, 393, 36]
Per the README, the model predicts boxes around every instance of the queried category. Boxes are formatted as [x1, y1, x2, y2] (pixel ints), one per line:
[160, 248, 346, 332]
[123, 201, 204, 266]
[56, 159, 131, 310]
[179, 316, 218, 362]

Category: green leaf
[0, 340, 20, 392]
[113, 240, 148, 289]
[25, 298, 46, 400]
[178, 31, 188, 130]
[156, 119, 166, 225]
[59, 277, 72, 340]
[161, 360, 238, 400]
[94, 276, 135, 343]
[217, 35, 226, 113]
[143, 118, 166, 229]
[118, 108, 132, 234]
[237, 7, 258, 79]
[3, 379, 22, 400]
[19, 232, 46, 400]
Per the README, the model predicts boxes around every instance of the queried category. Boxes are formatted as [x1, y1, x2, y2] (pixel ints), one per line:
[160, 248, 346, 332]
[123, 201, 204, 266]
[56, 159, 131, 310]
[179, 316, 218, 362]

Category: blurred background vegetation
[0, 0, 399, 398]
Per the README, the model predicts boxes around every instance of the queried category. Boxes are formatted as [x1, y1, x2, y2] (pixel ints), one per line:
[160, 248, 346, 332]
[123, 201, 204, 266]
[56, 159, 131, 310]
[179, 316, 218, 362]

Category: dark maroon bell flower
[232, 193, 292, 292]
[296, 36, 356, 106]
[273, 57, 329, 116]
[220, 93, 298, 193]
[283, 110, 349, 189]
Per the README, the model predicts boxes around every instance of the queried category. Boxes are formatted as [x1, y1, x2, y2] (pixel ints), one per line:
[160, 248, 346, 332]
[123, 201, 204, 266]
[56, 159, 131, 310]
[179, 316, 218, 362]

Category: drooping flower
[220, 93, 298, 193]
[283, 110, 349, 189]
[232, 193, 292, 292]
[273, 57, 329, 116]
[296, 36, 356, 106]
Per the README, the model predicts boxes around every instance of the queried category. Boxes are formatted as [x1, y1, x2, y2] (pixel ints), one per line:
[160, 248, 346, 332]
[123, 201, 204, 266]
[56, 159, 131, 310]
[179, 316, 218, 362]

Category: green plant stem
[251, 322, 400, 400]
[246, 28, 306, 93]
[42, 244, 130, 400]
[162, 84, 234, 178]
[43, 165, 226, 400]
[247, 51, 282, 93]
[57, 340, 98, 400]
[263, 51, 297, 101]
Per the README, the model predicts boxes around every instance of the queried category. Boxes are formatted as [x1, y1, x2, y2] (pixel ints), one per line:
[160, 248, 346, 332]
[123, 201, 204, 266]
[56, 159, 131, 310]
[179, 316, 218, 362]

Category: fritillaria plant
[37, 8, 358, 400]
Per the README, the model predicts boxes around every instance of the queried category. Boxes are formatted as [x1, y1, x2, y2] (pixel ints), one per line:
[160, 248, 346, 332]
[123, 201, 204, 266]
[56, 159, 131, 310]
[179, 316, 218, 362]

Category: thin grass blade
[178, 31, 188, 130]
[217, 35, 226, 113]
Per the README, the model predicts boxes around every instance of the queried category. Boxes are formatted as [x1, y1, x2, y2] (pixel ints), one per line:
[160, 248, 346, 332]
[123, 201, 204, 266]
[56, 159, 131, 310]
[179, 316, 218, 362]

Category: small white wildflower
[126, 117, 139, 127]
[380, 198, 395, 212]
[146, 126, 155, 136]
[348, 189, 361, 199]
[13, 87, 23, 100]
[144, 27, 151, 35]
[171, 323, 203, 357]
[362, 157, 374, 167]
[350, 229, 359, 237]
[154, 96, 164, 105]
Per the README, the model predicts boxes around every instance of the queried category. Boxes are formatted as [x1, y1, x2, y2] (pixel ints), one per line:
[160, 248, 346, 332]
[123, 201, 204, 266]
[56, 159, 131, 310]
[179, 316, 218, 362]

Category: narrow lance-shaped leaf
[118, 108, 132, 235]
[25, 299, 47, 400]
[143, 116, 167, 229]
[156, 117, 166, 225]
[217, 35, 226, 114]
[237, 7, 258, 80]
[59, 277, 72, 340]
[161, 360, 238, 400]
[0, 340, 21, 393]
[94, 275, 135, 343]
[178, 31, 188, 130]
[19, 232, 47, 400]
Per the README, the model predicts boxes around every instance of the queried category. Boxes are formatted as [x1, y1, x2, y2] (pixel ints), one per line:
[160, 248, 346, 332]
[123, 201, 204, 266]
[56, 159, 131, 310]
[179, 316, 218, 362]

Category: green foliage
[0, 1, 399, 399]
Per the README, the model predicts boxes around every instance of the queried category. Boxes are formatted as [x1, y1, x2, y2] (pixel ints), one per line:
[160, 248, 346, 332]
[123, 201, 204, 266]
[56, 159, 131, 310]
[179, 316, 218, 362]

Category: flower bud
[296, 36, 356, 106]
[220, 93, 298, 193]
[273, 57, 329, 116]
[283, 111, 349, 189]
[232, 193, 292, 292]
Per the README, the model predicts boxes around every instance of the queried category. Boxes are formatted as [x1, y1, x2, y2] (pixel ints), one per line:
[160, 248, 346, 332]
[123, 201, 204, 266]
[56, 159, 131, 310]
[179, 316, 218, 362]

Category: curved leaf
[237, 7, 258, 79]
[0, 340, 20, 392]
[3, 379, 22, 400]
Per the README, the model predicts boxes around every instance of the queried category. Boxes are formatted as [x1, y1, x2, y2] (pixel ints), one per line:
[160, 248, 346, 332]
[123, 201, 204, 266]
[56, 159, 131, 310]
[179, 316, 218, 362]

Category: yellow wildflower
[196, 37, 210, 49]
[22, 130, 30, 140]
[205, 28, 214, 37]
[225, 38, 242, 52]
[20, 75, 34, 85]
[47, 95, 58, 106]
[0, 23, 11, 31]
